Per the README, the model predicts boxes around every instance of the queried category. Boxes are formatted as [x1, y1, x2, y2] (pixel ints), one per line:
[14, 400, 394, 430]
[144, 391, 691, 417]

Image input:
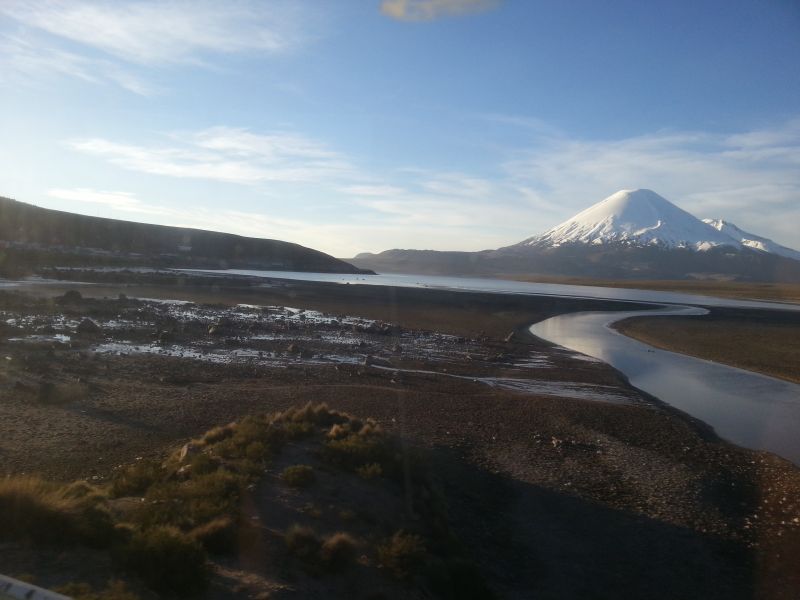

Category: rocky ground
[1, 279, 799, 599]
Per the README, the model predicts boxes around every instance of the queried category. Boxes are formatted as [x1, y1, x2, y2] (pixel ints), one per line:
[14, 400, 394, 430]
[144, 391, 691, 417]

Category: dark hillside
[351, 243, 800, 282]
[0, 196, 368, 273]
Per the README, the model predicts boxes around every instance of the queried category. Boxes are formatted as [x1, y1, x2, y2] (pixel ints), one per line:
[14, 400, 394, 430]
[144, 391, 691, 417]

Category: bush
[324, 430, 397, 474]
[377, 531, 426, 579]
[188, 453, 219, 476]
[320, 532, 357, 570]
[285, 524, 321, 560]
[281, 465, 316, 488]
[110, 460, 163, 498]
[200, 423, 236, 445]
[356, 462, 383, 480]
[189, 515, 238, 554]
[0, 476, 114, 546]
[117, 526, 208, 596]
[134, 470, 243, 530]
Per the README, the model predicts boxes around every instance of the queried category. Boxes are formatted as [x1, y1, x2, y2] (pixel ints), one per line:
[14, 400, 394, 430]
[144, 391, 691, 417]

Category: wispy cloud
[0, 35, 158, 96]
[0, 0, 306, 93]
[381, 0, 501, 22]
[68, 127, 355, 185]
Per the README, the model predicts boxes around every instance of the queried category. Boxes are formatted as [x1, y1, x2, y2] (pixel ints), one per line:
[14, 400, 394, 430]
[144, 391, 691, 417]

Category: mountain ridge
[350, 189, 800, 282]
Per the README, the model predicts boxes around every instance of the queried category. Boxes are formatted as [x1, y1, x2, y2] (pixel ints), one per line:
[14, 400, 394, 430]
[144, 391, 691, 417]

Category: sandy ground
[1, 276, 799, 599]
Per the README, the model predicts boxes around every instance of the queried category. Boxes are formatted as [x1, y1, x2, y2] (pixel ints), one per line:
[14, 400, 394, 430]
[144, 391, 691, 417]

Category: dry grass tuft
[320, 531, 358, 570]
[281, 464, 316, 488]
[0, 475, 114, 546]
[377, 530, 427, 579]
[285, 523, 321, 560]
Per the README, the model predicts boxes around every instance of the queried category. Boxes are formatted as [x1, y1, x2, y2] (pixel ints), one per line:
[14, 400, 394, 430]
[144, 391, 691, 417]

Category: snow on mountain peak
[703, 218, 800, 261]
[521, 189, 736, 251]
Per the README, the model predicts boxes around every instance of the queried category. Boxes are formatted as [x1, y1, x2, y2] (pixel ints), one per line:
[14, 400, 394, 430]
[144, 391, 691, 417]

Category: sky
[1, 0, 799, 257]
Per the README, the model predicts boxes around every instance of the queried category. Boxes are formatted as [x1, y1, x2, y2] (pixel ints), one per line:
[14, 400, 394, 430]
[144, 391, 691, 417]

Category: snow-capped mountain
[351, 188, 800, 282]
[520, 189, 739, 251]
[702, 218, 800, 261]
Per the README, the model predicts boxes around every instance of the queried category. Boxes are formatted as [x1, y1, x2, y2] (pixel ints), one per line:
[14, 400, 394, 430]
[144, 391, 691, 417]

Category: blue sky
[1, 0, 799, 256]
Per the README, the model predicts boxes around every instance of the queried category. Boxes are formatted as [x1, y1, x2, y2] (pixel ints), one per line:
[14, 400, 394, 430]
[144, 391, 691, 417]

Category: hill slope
[0, 196, 367, 273]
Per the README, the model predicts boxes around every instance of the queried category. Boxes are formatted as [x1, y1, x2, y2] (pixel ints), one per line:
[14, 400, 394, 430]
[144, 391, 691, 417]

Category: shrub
[320, 532, 357, 570]
[324, 430, 397, 474]
[285, 524, 321, 560]
[245, 441, 268, 462]
[134, 470, 243, 530]
[200, 423, 236, 445]
[356, 462, 383, 480]
[281, 464, 316, 488]
[0, 476, 114, 546]
[117, 526, 208, 596]
[110, 460, 163, 498]
[189, 453, 219, 476]
[189, 515, 238, 554]
[377, 531, 426, 579]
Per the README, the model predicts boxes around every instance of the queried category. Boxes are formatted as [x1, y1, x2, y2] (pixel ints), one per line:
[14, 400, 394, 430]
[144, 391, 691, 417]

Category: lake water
[186, 269, 800, 311]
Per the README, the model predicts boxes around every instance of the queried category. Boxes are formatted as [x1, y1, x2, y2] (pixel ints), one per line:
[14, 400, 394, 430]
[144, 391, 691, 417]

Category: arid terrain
[1, 275, 799, 599]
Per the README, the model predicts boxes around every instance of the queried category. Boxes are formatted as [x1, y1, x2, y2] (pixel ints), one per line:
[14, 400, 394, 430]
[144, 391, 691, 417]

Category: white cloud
[0, 0, 306, 93]
[0, 34, 158, 96]
[381, 0, 501, 21]
[0, 1, 301, 65]
[68, 127, 355, 185]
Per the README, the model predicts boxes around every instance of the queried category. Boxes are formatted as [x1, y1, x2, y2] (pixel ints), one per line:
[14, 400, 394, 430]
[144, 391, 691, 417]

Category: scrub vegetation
[0, 403, 492, 598]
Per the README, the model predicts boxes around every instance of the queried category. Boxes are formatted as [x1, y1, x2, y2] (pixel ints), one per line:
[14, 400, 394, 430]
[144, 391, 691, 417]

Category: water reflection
[185, 270, 800, 312]
[531, 307, 800, 465]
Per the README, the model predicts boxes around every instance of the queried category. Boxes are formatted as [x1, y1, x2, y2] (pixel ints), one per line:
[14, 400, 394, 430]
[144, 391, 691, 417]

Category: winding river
[192, 270, 800, 464]
[531, 307, 800, 464]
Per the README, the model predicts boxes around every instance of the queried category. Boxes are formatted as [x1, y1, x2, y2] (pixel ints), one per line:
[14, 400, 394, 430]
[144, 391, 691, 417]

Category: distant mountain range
[0, 196, 367, 274]
[351, 189, 800, 282]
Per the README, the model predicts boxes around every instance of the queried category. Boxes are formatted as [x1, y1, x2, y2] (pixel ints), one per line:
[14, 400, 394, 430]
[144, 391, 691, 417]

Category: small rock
[179, 442, 201, 463]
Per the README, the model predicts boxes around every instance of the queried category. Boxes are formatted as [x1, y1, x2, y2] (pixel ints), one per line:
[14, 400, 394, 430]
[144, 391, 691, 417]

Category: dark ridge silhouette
[351, 243, 800, 282]
[0, 196, 370, 274]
